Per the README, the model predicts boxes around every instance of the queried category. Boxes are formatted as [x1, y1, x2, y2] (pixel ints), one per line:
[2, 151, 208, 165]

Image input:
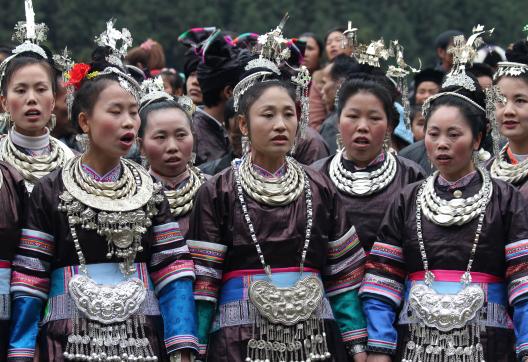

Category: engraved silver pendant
[408, 282, 484, 332]
[68, 274, 146, 324]
[249, 276, 323, 326]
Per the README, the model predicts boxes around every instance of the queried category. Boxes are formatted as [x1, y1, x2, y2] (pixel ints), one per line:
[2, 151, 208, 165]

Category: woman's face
[141, 107, 193, 177]
[1, 63, 55, 136]
[300, 36, 321, 74]
[339, 91, 390, 166]
[240, 86, 298, 159]
[496, 77, 528, 148]
[325, 31, 349, 61]
[415, 81, 440, 105]
[321, 63, 337, 112]
[425, 105, 480, 181]
[411, 112, 426, 141]
[186, 71, 202, 105]
[79, 82, 140, 159]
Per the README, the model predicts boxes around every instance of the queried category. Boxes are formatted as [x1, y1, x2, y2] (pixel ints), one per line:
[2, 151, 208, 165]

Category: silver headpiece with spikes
[232, 13, 311, 154]
[139, 76, 196, 117]
[95, 19, 133, 68]
[442, 25, 494, 91]
[355, 38, 391, 67]
[0, 0, 51, 90]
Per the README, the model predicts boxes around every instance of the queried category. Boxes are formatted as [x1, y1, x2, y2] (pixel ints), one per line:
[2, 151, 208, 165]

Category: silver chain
[232, 159, 313, 279]
[415, 176, 489, 286]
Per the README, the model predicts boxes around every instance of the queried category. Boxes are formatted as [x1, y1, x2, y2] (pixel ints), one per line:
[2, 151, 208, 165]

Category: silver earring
[336, 132, 344, 151]
[383, 133, 391, 151]
[242, 135, 251, 156]
[189, 152, 196, 166]
[75, 134, 90, 153]
[48, 114, 57, 131]
[0, 112, 11, 133]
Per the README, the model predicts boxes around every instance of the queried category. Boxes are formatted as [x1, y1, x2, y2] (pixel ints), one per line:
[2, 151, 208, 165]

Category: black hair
[138, 98, 192, 138]
[410, 104, 423, 125]
[224, 97, 236, 129]
[495, 39, 528, 86]
[468, 63, 494, 79]
[299, 32, 323, 57]
[1, 49, 58, 96]
[160, 70, 184, 95]
[201, 86, 225, 107]
[434, 30, 463, 50]
[71, 46, 136, 132]
[424, 79, 487, 147]
[238, 80, 296, 123]
[336, 74, 399, 129]
[329, 54, 359, 81]
[324, 27, 345, 45]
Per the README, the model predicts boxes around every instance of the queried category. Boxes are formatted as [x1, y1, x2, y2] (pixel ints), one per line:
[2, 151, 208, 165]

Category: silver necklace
[60, 157, 161, 361]
[164, 166, 205, 217]
[0, 134, 74, 192]
[238, 155, 305, 206]
[329, 150, 397, 197]
[420, 167, 492, 226]
[402, 179, 489, 362]
[232, 159, 331, 362]
[490, 144, 528, 185]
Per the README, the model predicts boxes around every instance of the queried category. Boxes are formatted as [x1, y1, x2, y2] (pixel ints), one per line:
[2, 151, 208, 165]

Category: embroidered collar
[437, 170, 477, 191]
[149, 167, 190, 190]
[506, 145, 528, 165]
[252, 161, 287, 178]
[81, 162, 122, 182]
[342, 151, 385, 171]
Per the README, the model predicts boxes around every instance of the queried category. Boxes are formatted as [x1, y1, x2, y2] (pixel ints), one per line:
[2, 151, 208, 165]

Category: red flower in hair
[65, 63, 91, 90]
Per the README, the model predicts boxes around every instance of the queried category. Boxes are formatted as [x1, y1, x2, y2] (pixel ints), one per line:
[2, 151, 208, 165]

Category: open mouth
[119, 133, 135, 145]
[436, 154, 452, 161]
[272, 135, 288, 141]
[353, 137, 370, 145]
[25, 109, 41, 118]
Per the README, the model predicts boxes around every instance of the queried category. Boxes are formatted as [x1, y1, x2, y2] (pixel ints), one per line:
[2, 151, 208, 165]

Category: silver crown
[494, 61, 528, 79]
[139, 76, 173, 110]
[356, 38, 391, 67]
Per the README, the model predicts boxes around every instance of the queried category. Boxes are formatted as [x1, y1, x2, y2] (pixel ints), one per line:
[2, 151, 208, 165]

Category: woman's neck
[14, 124, 47, 137]
[344, 148, 384, 169]
[251, 152, 286, 175]
[82, 147, 121, 177]
[150, 166, 190, 189]
[438, 162, 476, 183]
[10, 126, 50, 150]
[508, 139, 528, 157]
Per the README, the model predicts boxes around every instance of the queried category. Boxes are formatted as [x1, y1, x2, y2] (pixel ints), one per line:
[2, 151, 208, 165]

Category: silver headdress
[386, 40, 420, 128]
[95, 19, 133, 68]
[232, 14, 311, 152]
[0, 0, 50, 90]
[442, 25, 494, 91]
[341, 21, 358, 51]
[139, 76, 196, 117]
[355, 38, 391, 67]
[493, 25, 528, 79]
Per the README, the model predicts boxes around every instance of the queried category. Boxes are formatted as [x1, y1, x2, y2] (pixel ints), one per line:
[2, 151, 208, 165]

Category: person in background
[410, 104, 425, 142]
[309, 27, 353, 131]
[299, 32, 323, 75]
[475, 44, 507, 71]
[126, 38, 166, 77]
[319, 54, 360, 154]
[194, 32, 249, 165]
[51, 73, 81, 152]
[468, 62, 495, 89]
[413, 68, 444, 105]
[434, 30, 463, 73]
[160, 68, 184, 96]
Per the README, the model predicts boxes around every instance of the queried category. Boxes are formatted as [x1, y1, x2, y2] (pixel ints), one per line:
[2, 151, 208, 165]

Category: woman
[8, 31, 198, 361]
[0, 162, 27, 359]
[299, 32, 322, 75]
[359, 79, 528, 361]
[0, 18, 74, 193]
[312, 75, 425, 253]
[490, 39, 528, 200]
[139, 76, 206, 235]
[187, 23, 367, 362]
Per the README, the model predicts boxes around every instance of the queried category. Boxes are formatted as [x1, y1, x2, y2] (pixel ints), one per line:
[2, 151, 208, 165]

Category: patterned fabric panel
[149, 222, 195, 294]
[323, 226, 366, 297]
[506, 239, 528, 305]
[11, 229, 54, 300]
[359, 241, 405, 308]
[187, 240, 227, 303]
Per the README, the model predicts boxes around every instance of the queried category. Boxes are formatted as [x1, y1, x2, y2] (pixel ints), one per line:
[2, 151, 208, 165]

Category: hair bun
[89, 46, 114, 72]
[506, 40, 528, 65]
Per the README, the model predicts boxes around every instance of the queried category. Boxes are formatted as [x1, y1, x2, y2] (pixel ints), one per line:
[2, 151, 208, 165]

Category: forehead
[344, 91, 384, 108]
[96, 82, 138, 106]
[10, 63, 51, 84]
[417, 81, 440, 91]
[251, 86, 295, 108]
[427, 105, 469, 128]
[326, 32, 342, 42]
[498, 77, 528, 95]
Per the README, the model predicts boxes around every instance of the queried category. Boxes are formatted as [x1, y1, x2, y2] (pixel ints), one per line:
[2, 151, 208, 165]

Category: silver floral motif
[408, 283, 484, 332]
[68, 275, 146, 324]
[249, 276, 323, 326]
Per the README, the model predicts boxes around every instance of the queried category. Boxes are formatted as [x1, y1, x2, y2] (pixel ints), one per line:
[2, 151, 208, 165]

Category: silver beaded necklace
[402, 175, 490, 362]
[232, 159, 331, 362]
